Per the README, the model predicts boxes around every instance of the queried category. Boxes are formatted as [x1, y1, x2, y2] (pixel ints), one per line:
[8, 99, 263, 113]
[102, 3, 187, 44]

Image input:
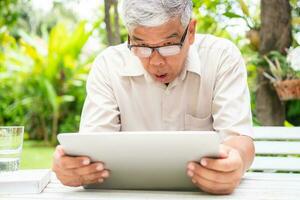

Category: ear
[188, 19, 197, 45]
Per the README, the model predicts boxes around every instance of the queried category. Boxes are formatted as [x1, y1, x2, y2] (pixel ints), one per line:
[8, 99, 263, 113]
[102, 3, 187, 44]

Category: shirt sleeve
[212, 41, 254, 139]
[79, 55, 121, 132]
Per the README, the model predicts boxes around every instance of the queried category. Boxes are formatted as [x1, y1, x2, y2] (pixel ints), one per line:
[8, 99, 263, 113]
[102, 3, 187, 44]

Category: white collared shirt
[79, 34, 253, 138]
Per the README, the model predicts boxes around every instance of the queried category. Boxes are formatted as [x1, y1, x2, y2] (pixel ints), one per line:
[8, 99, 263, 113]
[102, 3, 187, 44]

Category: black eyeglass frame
[127, 24, 190, 57]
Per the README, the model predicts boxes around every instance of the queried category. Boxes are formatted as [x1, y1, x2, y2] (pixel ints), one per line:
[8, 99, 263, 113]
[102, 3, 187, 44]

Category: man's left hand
[186, 144, 245, 195]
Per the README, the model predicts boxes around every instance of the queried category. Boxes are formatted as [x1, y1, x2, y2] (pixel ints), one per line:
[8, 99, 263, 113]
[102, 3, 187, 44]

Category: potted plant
[263, 47, 300, 101]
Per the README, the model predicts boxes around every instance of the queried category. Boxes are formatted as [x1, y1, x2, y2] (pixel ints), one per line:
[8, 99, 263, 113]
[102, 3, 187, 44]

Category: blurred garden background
[0, 0, 299, 169]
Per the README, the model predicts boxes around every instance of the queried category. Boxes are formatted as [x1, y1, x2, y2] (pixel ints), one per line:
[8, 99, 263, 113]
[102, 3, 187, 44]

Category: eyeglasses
[127, 25, 189, 58]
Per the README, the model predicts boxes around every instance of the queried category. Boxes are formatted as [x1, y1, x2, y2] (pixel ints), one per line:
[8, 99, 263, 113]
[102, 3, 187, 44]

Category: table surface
[1, 171, 300, 200]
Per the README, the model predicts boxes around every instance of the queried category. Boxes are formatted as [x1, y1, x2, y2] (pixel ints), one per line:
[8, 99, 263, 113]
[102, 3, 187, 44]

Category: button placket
[162, 87, 177, 130]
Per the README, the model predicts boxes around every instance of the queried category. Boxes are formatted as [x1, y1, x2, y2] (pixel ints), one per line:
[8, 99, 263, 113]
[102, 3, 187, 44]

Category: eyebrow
[131, 32, 179, 42]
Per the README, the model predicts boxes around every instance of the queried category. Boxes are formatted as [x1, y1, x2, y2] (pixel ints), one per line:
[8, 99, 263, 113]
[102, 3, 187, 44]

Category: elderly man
[52, 0, 255, 195]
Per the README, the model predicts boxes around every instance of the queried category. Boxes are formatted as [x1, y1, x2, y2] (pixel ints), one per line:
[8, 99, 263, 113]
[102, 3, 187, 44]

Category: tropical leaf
[223, 12, 244, 19]
[264, 56, 282, 81]
[43, 78, 59, 114]
[237, 0, 250, 17]
[292, 17, 300, 25]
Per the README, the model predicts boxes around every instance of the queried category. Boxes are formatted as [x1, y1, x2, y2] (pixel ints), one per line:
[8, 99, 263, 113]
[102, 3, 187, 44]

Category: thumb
[55, 145, 65, 159]
[218, 144, 231, 159]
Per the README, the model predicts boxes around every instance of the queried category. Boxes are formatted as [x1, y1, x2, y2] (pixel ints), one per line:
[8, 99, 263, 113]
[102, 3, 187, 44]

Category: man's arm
[80, 54, 121, 132]
[186, 39, 255, 195]
[186, 135, 254, 195]
[53, 53, 118, 187]
[223, 135, 255, 173]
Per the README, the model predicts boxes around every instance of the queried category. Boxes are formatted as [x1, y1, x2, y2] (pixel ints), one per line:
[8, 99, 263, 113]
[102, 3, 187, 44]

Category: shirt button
[165, 90, 170, 95]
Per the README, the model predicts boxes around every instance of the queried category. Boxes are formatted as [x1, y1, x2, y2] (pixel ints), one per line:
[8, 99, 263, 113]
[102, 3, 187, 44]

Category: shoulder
[86, 43, 130, 87]
[193, 34, 244, 74]
[194, 34, 237, 50]
[92, 43, 129, 71]
[194, 34, 241, 56]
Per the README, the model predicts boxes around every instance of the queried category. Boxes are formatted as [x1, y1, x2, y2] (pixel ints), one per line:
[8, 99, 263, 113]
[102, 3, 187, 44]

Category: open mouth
[155, 73, 167, 79]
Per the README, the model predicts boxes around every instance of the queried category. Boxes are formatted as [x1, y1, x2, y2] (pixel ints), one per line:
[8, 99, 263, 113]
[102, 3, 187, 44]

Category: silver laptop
[57, 131, 222, 191]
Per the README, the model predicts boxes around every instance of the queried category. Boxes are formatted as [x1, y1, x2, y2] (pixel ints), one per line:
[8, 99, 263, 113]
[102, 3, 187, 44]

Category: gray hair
[121, 0, 193, 32]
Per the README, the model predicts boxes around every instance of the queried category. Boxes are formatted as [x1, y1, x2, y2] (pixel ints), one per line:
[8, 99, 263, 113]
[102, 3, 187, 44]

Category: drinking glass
[0, 126, 24, 172]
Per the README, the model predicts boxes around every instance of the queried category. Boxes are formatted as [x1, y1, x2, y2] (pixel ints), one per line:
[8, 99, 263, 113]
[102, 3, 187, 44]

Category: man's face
[129, 19, 197, 84]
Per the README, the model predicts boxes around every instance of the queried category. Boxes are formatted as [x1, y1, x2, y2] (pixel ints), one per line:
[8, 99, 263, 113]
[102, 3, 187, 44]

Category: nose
[149, 49, 165, 67]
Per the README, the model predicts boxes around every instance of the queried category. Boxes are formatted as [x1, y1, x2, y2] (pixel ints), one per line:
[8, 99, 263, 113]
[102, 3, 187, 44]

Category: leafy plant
[262, 50, 300, 83]
[223, 0, 260, 30]
[0, 20, 99, 144]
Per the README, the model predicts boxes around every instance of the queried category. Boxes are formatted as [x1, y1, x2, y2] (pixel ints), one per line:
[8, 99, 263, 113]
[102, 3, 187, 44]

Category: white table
[1, 172, 300, 200]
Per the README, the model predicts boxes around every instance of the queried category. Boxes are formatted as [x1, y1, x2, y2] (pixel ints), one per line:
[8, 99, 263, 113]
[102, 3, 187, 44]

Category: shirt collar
[181, 44, 201, 80]
[119, 56, 145, 77]
[119, 43, 145, 77]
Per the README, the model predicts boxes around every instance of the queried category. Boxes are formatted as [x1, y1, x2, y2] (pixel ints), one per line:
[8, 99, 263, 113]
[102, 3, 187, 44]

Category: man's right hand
[52, 145, 110, 187]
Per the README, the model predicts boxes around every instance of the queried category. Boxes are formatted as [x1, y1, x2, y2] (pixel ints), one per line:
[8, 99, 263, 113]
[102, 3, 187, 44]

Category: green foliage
[192, 0, 233, 38]
[0, 20, 96, 144]
[249, 50, 300, 125]
[286, 101, 300, 125]
[0, 0, 39, 39]
[223, 0, 260, 30]
[252, 51, 299, 82]
[0, 0, 22, 29]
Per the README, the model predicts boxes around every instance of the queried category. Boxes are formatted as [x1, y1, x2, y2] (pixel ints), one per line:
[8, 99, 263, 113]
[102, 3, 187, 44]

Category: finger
[59, 156, 91, 169]
[197, 144, 229, 169]
[80, 171, 108, 185]
[54, 145, 65, 160]
[54, 145, 91, 169]
[218, 144, 230, 158]
[194, 180, 235, 195]
[52, 146, 66, 172]
[55, 162, 104, 176]
[199, 150, 242, 172]
[56, 145, 65, 156]
[56, 174, 82, 187]
[187, 162, 239, 184]
[57, 170, 110, 187]
[73, 162, 106, 176]
[191, 174, 236, 195]
[82, 177, 105, 186]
